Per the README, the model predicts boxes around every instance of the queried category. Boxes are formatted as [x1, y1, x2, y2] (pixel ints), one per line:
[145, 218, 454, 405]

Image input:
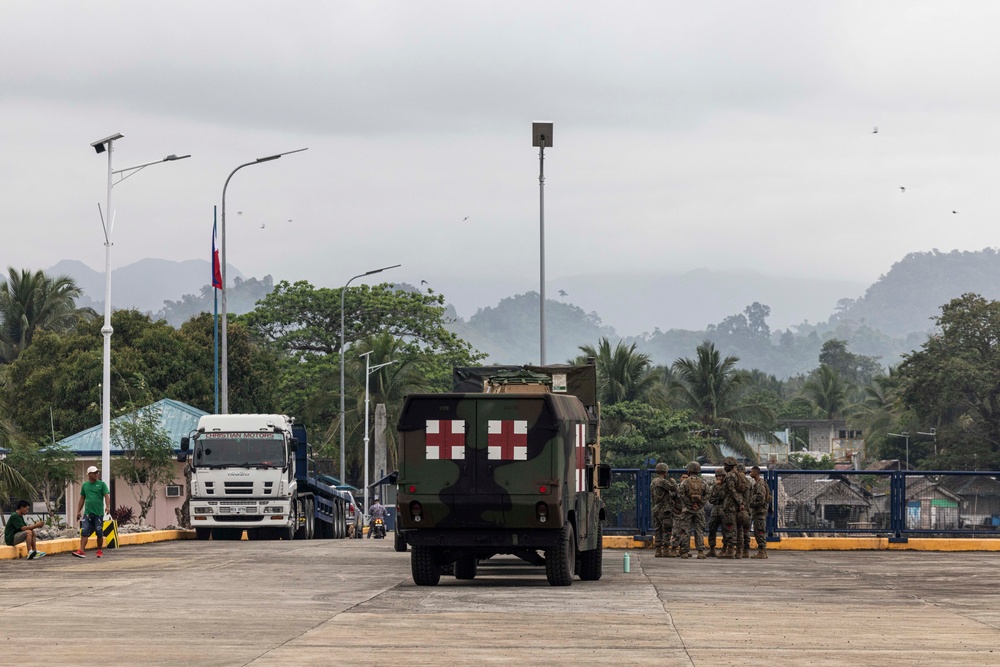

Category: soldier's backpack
[685, 475, 706, 509]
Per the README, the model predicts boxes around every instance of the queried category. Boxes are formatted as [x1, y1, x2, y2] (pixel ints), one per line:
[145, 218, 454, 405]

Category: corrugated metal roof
[58, 398, 208, 455]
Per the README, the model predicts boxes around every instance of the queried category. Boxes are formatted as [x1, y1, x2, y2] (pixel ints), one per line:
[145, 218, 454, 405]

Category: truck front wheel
[411, 545, 441, 586]
[545, 523, 576, 586]
[195, 528, 211, 541]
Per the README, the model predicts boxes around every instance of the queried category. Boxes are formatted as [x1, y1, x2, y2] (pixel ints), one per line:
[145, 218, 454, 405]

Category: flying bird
[872, 126, 878, 134]
[420, 280, 428, 285]
[900, 186, 905, 193]
[558, 289, 568, 297]
[462, 216, 469, 221]
[953, 210, 958, 214]
[260, 223, 265, 229]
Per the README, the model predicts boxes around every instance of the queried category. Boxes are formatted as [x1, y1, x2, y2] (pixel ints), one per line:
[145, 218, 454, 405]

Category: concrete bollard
[623, 551, 631, 573]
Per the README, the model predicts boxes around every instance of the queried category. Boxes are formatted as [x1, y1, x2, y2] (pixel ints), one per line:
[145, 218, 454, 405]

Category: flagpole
[213, 205, 220, 415]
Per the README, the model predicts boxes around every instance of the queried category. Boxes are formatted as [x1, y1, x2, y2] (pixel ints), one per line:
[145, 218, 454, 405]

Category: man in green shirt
[4, 500, 46, 559]
[73, 465, 110, 559]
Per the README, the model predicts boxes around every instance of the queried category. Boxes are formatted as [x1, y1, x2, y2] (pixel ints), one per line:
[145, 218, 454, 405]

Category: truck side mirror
[595, 463, 612, 489]
[586, 423, 598, 445]
[178, 436, 189, 463]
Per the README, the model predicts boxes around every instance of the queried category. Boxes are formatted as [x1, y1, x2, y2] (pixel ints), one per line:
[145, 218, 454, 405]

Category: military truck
[395, 363, 610, 586]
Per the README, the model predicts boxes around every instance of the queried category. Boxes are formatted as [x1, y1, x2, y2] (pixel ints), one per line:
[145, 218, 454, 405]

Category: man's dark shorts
[81, 514, 103, 537]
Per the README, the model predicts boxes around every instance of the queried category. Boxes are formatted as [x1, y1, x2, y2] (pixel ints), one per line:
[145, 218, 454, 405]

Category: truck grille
[224, 481, 254, 495]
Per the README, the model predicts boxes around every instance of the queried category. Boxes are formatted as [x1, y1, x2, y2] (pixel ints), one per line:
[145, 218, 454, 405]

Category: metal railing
[607, 468, 1000, 542]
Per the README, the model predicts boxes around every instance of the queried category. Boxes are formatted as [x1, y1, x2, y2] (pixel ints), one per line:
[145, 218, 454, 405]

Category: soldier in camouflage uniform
[706, 468, 726, 557]
[737, 464, 752, 558]
[748, 465, 770, 559]
[677, 461, 708, 558]
[650, 462, 672, 557]
[719, 456, 747, 559]
[666, 472, 687, 557]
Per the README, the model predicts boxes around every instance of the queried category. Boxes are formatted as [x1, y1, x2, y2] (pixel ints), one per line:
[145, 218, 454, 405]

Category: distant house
[777, 472, 873, 530]
[780, 419, 865, 462]
[940, 475, 1000, 529]
[870, 475, 964, 531]
[59, 398, 207, 529]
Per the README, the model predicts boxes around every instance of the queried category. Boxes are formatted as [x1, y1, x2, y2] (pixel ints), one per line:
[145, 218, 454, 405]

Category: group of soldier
[650, 457, 772, 560]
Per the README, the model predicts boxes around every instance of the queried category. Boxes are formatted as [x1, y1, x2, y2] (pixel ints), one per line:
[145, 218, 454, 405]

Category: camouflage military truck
[396, 362, 610, 586]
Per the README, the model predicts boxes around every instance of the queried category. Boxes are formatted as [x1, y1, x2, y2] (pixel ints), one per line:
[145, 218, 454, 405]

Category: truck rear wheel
[454, 555, 477, 580]
[545, 523, 576, 586]
[394, 527, 407, 552]
[411, 545, 441, 586]
[578, 523, 603, 581]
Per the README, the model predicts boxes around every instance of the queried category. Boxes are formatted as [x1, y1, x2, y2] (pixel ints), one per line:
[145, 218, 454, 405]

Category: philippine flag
[212, 220, 223, 289]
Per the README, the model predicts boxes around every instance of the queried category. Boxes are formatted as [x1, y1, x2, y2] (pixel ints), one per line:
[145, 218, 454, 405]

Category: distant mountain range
[37, 248, 1000, 377]
[47, 259, 243, 314]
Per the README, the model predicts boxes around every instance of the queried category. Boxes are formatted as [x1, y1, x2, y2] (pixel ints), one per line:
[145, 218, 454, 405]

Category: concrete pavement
[1, 538, 997, 666]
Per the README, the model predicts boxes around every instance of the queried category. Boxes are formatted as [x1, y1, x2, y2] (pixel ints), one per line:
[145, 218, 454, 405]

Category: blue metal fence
[608, 467, 1000, 543]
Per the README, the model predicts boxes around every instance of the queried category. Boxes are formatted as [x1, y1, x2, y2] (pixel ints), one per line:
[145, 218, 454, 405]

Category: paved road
[1, 539, 998, 666]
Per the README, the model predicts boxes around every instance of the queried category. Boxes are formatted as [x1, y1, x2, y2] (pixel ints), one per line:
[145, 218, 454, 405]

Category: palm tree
[314, 332, 431, 483]
[794, 364, 853, 419]
[576, 337, 660, 406]
[0, 268, 87, 362]
[668, 341, 774, 463]
[0, 417, 37, 504]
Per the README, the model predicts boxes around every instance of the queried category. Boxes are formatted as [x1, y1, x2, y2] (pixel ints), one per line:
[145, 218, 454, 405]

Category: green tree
[896, 293, 1000, 468]
[0, 268, 90, 363]
[668, 341, 775, 463]
[0, 417, 36, 505]
[109, 401, 177, 523]
[575, 337, 660, 406]
[4, 441, 75, 523]
[794, 364, 853, 420]
[818, 339, 882, 385]
[599, 401, 701, 468]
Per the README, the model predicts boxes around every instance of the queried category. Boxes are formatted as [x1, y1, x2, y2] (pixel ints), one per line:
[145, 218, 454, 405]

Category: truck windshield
[193, 432, 285, 468]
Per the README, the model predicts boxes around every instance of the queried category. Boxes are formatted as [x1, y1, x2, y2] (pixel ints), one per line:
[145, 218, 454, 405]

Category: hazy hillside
[27, 248, 1000, 379]
[831, 249, 1000, 337]
[47, 258, 244, 314]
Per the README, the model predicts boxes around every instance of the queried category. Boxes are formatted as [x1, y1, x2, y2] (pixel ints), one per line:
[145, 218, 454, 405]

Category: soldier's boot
[679, 551, 692, 559]
[665, 546, 680, 558]
[751, 549, 768, 559]
[654, 546, 665, 558]
[696, 550, 707, 559]
[742, 546, 751, 559]
[707, 547, 718, 558]
[717, 547, 734, 559]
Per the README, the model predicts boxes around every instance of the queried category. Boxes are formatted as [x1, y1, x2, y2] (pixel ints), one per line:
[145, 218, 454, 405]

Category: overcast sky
[3, 2, 1000, 321]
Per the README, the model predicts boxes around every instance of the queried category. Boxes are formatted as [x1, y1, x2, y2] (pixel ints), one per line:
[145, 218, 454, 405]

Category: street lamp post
[917, 429, 937, 457]
[532, 122, 553, 364]
[339, 264, 401, 484]
[360, 352, 395, 518]
[219, 148, 307, 414]
[91, 133, 190, 488]
[888, 432, 910, 469]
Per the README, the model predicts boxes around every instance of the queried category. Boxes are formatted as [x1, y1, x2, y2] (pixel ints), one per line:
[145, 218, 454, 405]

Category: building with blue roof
[58, 398, 208, 529]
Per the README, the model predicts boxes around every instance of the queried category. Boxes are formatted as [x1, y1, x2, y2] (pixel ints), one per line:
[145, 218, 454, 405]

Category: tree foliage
[110, 401, 177, 523]
[599, 401, 701, 468]
[0, 268, 92, 363]
[575, 337, 660, 406]
[896, 293, 1000, 468]
[668, 341, 775, 463]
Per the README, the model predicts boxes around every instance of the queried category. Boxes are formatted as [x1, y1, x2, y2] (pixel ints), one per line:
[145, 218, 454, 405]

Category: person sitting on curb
[4, 500, 46, 560]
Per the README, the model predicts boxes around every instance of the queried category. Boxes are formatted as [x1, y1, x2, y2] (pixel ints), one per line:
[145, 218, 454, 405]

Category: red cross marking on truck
[425, 420, 465, 460]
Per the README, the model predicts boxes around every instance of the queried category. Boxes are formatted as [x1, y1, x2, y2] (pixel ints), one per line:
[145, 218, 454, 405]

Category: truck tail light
[410, 501, 423, 523]
[536, 501, 548, 523]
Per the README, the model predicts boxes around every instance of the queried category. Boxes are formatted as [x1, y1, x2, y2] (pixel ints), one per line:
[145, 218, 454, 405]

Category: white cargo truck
[179, 414, 349, 540]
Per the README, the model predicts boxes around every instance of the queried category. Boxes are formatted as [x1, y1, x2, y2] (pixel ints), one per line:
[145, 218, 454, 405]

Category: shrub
[112, 505, 135, 525]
